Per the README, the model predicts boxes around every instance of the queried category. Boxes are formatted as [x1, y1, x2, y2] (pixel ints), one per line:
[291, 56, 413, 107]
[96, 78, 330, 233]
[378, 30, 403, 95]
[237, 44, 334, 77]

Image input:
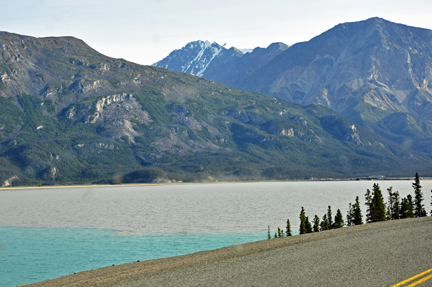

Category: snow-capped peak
[174, 40, 224, 76]
[203, 40, 212, 49]
[153, 40, 244, 78]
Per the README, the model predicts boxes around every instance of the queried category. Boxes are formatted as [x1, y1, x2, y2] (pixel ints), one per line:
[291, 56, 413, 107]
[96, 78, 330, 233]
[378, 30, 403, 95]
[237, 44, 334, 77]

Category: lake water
[0, 180, 429, 286]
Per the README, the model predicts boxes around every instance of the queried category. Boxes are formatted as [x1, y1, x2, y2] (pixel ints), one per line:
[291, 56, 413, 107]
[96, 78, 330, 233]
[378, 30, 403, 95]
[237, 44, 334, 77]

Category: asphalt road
[115, 218, 432, 287]
[32, 217, 432, 287]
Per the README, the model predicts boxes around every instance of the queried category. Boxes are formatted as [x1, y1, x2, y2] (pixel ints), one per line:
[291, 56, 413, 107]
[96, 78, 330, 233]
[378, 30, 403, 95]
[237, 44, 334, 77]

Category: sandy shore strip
[27, 217, 431, 287]
[1, 181, 280, 190]
[3, 177, 429, 191]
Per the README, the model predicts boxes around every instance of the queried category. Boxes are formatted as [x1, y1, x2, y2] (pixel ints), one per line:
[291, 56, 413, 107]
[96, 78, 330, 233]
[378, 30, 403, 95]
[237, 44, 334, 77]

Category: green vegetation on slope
[1, 32, 432, 186]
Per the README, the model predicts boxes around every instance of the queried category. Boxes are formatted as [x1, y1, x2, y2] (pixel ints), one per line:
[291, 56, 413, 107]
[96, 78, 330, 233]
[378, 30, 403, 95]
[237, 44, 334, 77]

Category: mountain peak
[153, 40, 289, 80]
[153, 40, 243, 76]
[0, 31, 98, 58]
[266, 42, 289, 51]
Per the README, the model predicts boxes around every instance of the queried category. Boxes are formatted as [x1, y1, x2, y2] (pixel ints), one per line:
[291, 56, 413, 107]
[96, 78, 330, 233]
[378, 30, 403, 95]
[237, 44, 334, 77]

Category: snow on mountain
[239, 48, 253, 54]
[222, 43, 253, 54]
[153, 41, 288, 82]
[153, 40, 242, 77]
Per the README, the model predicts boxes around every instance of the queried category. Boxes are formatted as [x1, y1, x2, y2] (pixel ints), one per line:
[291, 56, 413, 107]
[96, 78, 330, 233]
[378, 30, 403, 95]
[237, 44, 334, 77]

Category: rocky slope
[154, 18, 432, 153]
[0, 31, 430, 186]
[249, 18, 432, 116]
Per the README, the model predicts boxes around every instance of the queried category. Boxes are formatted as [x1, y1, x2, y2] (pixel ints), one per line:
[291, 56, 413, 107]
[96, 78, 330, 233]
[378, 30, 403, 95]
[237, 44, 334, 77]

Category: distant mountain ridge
[153, 18, 432, 153]
[1, 31, 429, 186]
[153, 40, 243, 77]
[153, 41, 289, 82]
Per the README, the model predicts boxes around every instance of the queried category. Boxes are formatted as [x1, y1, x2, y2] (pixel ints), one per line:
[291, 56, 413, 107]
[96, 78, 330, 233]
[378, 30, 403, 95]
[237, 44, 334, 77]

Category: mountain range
[1, 18, 431, 186]
[154, 17, 432, 154]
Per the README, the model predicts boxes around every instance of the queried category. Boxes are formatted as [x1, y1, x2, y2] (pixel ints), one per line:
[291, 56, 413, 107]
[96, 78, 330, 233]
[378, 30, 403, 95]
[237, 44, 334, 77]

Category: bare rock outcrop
[2, 175, 18, 187]
[320, 116, 363, 146]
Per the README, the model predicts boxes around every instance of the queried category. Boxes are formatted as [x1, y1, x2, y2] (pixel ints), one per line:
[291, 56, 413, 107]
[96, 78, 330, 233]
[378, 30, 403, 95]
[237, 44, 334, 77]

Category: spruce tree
[407, 194, 414, 215]
[412, 173, 426, 217]
[353, 196, 363, 225]
[407, 195, 414, 218]
[400, 198, 407, 219]
[327, 206, 333, 229]
[371, 183, 386, 222]
[320, 214, 329, 231]
[386, 187, 395, 220]
[313, 215, 320, 232]
[346, 203, 354, 226]
[390, 189, 400, 220]
[305, 216, 313, 233]
[400, 197, 414, 218]
[278, 227, 284, 238]
[299, 207, 306, 235]
[333, 209, 344, 228]
[286, 219, 292, 236]
[365, 189, 373, 223]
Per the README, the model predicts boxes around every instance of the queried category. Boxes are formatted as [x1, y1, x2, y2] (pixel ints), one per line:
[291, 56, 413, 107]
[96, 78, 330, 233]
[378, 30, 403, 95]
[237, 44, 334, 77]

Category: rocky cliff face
[0, 31, 429, 185]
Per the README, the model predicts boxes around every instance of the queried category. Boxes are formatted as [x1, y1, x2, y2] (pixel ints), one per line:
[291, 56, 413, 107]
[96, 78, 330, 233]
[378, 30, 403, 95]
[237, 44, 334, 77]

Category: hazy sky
[1, 0, 431, 65]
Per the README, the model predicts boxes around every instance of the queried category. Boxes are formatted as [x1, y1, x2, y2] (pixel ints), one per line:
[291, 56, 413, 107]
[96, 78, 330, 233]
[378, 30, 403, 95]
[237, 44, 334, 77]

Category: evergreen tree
[400, 198, 407, 219]
[407, 194, 414, 215]
[305, 216, 313, 233]
[412, 173, 427, 217]
[313, 215, 320, 232]
[286, 219, 292, 236]
[320, 214, 329, 231]
[365, 189, 373, 223]
[407, 196, 414, 218]
[390, 189, 400, 220]
[386, 187, 395, 220]
[346, 203, 354, 226]
[333, 209, 344, 228]
[371, 183, 386, 222]
[268, 225, 271, 240]
[400, 197, 414, 219]
[327, 206, 333, 229]
[278, 227, 284, 238]
[299, 207, 306, 235]
[353, 196, 363, 225]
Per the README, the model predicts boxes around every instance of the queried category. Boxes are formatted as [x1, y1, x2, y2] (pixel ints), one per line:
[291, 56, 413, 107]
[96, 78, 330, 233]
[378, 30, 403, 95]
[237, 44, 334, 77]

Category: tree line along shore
[271, 173, 431, 239]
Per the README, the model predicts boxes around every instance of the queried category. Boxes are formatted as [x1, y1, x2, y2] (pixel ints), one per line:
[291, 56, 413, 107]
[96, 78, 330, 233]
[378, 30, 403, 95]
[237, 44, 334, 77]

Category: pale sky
[1, 0, 431, 65]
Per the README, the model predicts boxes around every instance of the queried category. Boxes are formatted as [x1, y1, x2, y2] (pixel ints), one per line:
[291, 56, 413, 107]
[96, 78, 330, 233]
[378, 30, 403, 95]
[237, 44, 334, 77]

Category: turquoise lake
[0, 227, 266, 286]
[0, 180, 425, 286]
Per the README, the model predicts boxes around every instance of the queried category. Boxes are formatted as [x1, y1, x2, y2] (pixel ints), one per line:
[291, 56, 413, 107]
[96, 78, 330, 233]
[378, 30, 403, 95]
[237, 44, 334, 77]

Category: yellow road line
[391, 268, 432, 287]
[405, 273, 432, 287]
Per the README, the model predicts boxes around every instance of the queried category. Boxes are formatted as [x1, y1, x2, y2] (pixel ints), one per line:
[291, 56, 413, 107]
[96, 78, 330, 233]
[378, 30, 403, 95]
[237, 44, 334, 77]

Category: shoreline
[1, 177, 427, 191]
[29, 217, 432, 287]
